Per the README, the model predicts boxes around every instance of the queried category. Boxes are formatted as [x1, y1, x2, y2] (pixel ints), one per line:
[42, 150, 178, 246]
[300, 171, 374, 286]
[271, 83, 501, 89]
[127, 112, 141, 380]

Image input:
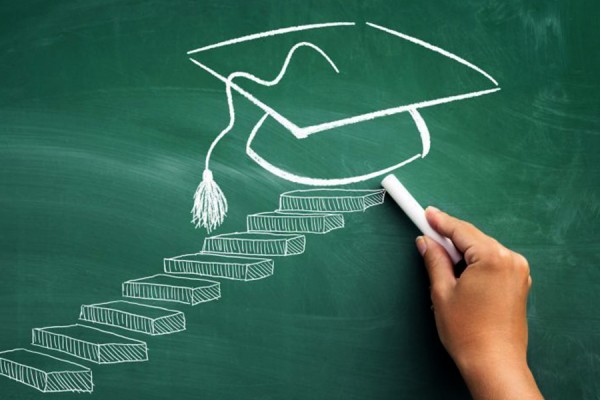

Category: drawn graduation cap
[187, 21, 500, 232]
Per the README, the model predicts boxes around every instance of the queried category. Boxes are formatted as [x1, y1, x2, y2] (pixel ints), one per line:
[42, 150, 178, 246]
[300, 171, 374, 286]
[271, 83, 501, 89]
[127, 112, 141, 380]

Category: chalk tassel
[191, 169, 228, 233]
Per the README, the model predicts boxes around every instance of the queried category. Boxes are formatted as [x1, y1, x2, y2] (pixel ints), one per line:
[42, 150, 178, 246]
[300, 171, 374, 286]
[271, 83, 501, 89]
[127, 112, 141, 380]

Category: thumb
[417, 236, 456, 296]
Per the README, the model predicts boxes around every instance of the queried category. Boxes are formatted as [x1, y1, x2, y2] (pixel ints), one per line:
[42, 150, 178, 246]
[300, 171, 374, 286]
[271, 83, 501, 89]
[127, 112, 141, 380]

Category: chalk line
[298, 88, 501, 136]
[201, 41, 339, 169]
[187, 22, 355, 54]
[366, 22, 498, 86]
[246, 112, 423, 186]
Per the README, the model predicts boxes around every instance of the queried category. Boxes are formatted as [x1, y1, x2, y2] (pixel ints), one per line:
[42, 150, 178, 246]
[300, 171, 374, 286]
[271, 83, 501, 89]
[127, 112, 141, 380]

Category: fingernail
[416, 236, 427, 256]
[427, 206, 440, 213]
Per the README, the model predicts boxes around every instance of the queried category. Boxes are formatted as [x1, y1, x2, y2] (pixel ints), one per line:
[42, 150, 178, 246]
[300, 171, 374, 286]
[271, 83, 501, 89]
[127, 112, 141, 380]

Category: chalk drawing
[0, 348, 93, 393]
[79, 300, 186, 336]
[164, 252, 274, 281]
[278, 189, 386, 213]
[31, 324, 148, 364]
[247, 211, 345, 234]
[202, 232, 306, 256]
[122, 274, 221, 306]
[188, 21, 500, 231]
[0, 20, 501, 394]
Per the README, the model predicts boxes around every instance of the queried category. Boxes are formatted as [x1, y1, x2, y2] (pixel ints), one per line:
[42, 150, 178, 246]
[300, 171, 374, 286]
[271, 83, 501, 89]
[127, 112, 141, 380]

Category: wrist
[456, 349, 528, 383]
[454, 346, 541, 399]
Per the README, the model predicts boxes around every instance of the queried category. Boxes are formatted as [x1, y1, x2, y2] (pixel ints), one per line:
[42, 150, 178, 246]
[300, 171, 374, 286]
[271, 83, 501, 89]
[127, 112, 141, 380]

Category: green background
[1, 1, 598, 399]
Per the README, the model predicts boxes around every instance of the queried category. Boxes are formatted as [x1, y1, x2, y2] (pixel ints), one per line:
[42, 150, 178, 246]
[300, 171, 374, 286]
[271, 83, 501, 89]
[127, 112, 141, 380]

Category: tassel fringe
[191, 169, 228, 233]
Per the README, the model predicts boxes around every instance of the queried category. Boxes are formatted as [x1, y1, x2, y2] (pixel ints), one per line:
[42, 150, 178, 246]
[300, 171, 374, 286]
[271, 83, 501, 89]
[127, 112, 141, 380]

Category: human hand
[416, 207, 542, 399]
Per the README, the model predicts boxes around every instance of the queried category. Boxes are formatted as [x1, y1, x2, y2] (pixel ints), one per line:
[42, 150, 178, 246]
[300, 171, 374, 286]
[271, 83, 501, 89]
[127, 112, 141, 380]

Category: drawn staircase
[0, 189, 385, 393]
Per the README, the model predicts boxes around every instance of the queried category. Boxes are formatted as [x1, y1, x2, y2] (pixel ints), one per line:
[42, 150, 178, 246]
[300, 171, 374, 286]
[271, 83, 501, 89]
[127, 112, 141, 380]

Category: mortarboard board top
[188, 21, 499, 140]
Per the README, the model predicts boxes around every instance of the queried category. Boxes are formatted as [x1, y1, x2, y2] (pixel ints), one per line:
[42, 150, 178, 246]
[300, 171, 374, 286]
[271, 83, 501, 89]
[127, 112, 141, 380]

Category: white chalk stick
[381, 174, 462, 264]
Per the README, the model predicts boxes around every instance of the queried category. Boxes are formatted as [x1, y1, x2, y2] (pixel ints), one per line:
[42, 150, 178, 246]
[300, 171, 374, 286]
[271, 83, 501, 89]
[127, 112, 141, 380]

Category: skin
[415, 207, 543, 400]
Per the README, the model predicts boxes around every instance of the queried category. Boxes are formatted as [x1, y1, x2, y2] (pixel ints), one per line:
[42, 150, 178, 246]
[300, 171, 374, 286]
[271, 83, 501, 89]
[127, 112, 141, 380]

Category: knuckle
[486, 242, 509, 265]
[459, 220, 476, 233]
[513, 253, 530, 275]
[430, 284, 447, 304]
[489, 238, 502, 249]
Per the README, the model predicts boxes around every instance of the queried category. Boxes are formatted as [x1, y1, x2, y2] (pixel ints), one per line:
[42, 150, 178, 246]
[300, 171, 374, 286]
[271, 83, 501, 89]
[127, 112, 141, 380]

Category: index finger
[425, 207, 490, 254]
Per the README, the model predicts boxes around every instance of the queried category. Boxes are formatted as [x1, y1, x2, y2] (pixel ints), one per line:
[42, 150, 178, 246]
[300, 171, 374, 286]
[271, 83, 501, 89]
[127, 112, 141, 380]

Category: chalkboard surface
[1, 1, 599, 399]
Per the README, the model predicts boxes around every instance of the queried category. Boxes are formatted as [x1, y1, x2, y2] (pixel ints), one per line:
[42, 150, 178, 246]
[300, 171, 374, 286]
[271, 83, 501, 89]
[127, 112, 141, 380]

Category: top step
[279, 189, 386, 213]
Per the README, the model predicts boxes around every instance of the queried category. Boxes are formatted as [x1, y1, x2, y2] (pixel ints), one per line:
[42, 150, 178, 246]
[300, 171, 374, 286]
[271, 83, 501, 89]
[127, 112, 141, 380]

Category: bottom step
[0, 348, 93, 393]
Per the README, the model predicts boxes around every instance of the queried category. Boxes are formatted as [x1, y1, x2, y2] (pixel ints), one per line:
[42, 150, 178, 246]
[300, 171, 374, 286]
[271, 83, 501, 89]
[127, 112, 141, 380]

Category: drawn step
[122, 274, 221, 306]
[31, 324, 148, 365]
[0, 348, 93, 393]
[278, 189, 386, 212]
[79, 300, 185, 336]
[164, 252, 273, 281]
[247, 211, 344, 234]
[203, 232, 305, 256]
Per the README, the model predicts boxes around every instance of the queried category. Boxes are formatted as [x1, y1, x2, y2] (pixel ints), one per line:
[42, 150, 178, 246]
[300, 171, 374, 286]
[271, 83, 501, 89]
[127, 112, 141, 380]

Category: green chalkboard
[1, 1, 599, 399]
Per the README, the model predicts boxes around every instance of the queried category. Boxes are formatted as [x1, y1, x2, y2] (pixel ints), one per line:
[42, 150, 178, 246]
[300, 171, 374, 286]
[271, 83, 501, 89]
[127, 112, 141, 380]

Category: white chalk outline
[247, 211, 345, 234]
[79, 300, 186, 336]
[202, 231, 306, 256]
[278, 188, 386, 212]
[187, 21, 355, 55]
[0, 348, 93, 393]
[164, 252, 275, 281]
[367, 22, 498, 86]
[188, 21, 500, 188]
[122, 274, 221, 306]
[246, 113, 423, 186]
[31, 324, 148, 365]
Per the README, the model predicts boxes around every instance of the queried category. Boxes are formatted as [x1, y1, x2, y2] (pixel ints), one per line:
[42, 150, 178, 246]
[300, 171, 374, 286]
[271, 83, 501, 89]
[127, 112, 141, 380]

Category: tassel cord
[194, 42, 338, 231]
[204, 42, 339, 170]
